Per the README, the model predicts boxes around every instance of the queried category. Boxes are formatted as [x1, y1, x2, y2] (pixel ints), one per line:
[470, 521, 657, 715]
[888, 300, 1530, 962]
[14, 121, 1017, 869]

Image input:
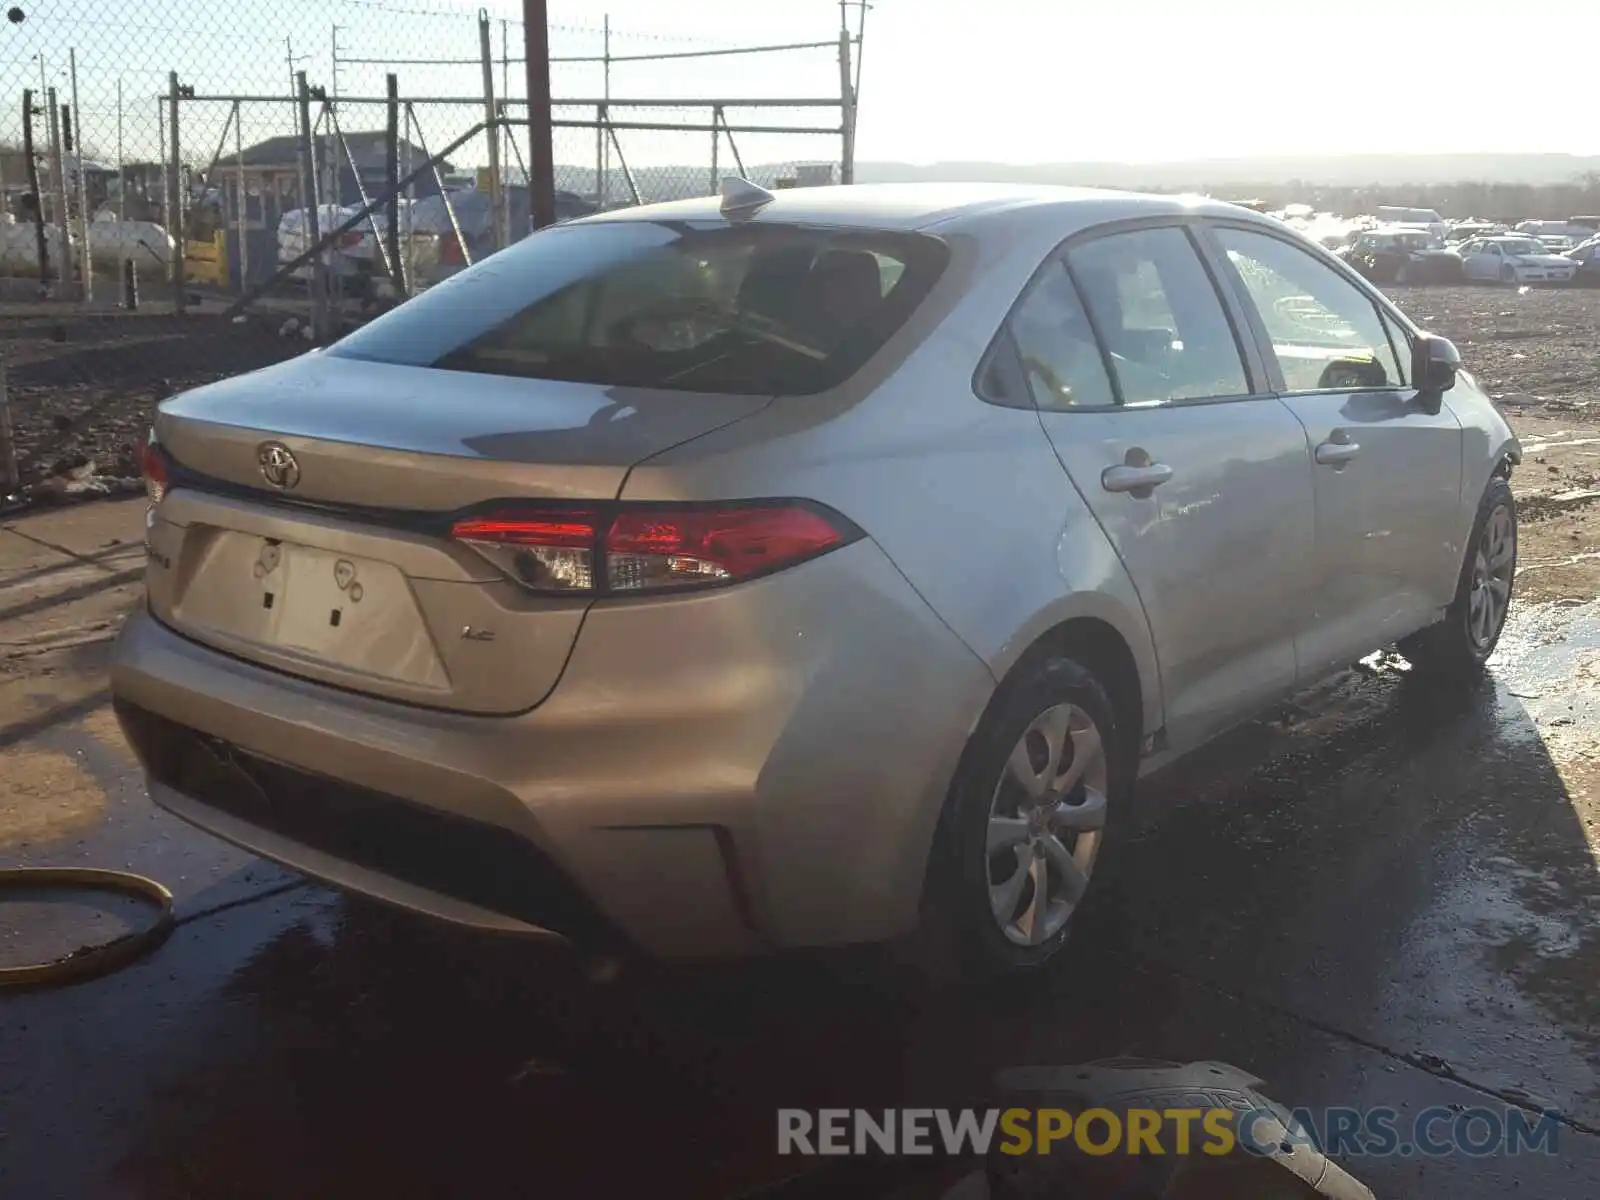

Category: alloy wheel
[1468, 503, 1515, 651]
[985, 703, 1108, 947]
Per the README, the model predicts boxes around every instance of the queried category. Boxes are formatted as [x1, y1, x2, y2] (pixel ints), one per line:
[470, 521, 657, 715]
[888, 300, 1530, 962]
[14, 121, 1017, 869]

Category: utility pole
[602, 14, 610, 206]
[330, 24, 343, 104]
[521, 0, 555, 230]
[286, 37, 310, 236]
[329, 25, 344, 210]
[286, 36, 301, 98]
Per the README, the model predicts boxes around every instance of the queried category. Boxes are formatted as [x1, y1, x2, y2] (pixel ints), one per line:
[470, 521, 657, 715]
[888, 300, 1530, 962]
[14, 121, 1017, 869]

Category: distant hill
[854, 155, 1600, 189]
[545, 154, 1600, 219]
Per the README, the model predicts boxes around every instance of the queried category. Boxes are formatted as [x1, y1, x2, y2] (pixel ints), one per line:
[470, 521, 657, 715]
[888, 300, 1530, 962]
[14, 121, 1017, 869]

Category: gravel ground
[1388, 284, 1600, 604]
[0, 310, 307, 507]
[1390, 283, 1600, 413]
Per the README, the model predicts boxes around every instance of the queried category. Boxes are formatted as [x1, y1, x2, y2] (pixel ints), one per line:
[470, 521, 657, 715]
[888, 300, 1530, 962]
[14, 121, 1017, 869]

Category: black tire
[1399, 477, 1517, 678]
[916, 656, 1133, 982]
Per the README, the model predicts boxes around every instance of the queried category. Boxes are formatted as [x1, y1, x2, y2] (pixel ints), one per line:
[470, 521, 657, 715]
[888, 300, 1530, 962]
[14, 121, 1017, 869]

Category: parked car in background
[402, 186, 599, 287]
[1457, 235, 1578, 284]
[278, 205, 374, 295]
[1563, 237, 1600, 286]
[114, 181, 1521, 979]
[1374, 205, 1447, 242]
[1514, 219, 1593, 249]
[1342, 228, 1464, 284]
[345, 201, 444, 296]
[1446, 220, 1506, 243]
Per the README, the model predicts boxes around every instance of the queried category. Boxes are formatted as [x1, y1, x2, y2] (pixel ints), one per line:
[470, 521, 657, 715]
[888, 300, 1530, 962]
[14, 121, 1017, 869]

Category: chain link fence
[0, 1, 856, 505]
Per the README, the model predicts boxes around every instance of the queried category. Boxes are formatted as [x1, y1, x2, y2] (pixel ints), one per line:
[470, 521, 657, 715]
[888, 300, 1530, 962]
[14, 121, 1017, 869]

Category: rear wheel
[1400, 478, 1516, 677]
[919, 657, 1129, 980]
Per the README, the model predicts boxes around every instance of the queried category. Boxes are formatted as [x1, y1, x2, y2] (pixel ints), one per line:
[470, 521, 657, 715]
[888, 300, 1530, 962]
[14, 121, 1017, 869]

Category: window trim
[1197, 218, 1420, 399]
[972, 215, 1273, 414]
[1375, 307, 1413, 388]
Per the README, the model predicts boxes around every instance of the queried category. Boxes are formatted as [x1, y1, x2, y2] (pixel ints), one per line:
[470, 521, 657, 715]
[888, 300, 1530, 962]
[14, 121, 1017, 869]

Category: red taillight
[440, 234, 465, 265]
[449, 503, 857, 595]
[139, 432, 169, 503]
[606, 506, 847, 591]
[451, 508, 599, 592]
[338, 231, 363, 249]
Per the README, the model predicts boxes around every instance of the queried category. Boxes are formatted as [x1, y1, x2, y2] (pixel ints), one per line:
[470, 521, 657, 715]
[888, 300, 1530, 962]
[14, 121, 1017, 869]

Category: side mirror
[1411, 333, 1460, 412]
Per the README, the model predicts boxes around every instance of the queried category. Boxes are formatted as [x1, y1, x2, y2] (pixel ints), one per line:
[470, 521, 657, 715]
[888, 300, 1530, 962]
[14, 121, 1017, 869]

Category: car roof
[571, 181, 1263, 236]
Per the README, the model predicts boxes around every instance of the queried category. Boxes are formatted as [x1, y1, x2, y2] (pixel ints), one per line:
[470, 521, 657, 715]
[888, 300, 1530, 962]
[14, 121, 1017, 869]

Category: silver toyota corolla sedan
[110, 181, 1521, 978]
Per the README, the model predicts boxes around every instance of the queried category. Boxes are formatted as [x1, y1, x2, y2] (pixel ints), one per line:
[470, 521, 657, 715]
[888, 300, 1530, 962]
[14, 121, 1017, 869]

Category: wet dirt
[1389, 284, 1600, 606]
[3, 430, 1600, 1194]
[1, 310, 305, 495]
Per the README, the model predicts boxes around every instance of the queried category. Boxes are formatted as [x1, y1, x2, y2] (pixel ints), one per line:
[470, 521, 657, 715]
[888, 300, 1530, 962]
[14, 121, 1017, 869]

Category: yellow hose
[0, 867, 175, 988]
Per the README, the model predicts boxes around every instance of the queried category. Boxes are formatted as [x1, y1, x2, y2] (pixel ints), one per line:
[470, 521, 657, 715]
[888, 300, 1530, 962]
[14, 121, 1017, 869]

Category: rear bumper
[110, 539, 996, 957]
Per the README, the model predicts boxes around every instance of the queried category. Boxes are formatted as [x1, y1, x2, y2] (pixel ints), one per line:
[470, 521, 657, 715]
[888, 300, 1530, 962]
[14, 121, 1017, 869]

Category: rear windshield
[329, 219, 949, 396]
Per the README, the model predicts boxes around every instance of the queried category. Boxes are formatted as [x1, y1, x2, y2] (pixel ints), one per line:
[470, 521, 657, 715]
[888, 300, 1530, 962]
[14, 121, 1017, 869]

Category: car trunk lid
[147, 353, 769, 714]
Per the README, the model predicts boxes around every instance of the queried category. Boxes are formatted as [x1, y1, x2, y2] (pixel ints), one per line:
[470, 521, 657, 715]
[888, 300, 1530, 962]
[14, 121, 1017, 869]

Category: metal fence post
[59, 102, 78, 297]
[22, 90, 50, 289]
[0, 364, 17, 495]
[594, 103, 605, 209]
[70, 49, 93, 301]
[522, 0, 556, 229]
[385, 74, 404, 296]
[167, 72, 186, 312]
[837, 29, 855, 185]
[46, 91, 71, 293]
[234, 100, 248, 291]
[710, 104, 719, 194]
[479, 11, 505, 250]
[402, 101, 414, 287]
[297, 72, 328, 340]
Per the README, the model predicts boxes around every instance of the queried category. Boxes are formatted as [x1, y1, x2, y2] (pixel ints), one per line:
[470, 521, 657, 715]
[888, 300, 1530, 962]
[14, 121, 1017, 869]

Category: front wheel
[919, 657, 1129, 980]
[1400, 478, 1516, 677]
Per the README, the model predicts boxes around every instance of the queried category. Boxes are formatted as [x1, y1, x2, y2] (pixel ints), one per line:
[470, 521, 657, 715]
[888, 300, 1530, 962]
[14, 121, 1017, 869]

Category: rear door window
[1065, 226, 1251, 405]
[330, 221, 949, 396]
[1005, 262, 1117, 410]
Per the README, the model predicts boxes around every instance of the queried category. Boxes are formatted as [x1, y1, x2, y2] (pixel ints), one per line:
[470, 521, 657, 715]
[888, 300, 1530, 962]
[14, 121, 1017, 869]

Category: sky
[3, 0, 1597, 176]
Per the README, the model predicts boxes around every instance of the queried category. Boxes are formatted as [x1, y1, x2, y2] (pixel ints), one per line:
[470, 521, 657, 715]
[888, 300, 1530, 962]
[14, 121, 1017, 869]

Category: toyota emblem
[257, 442, 301, 490]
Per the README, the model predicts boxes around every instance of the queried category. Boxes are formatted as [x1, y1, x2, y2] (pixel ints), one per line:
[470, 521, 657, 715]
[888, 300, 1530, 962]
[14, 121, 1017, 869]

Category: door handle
[1314, 439, 1361, 466]
[1101, 463, 1174, 494]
